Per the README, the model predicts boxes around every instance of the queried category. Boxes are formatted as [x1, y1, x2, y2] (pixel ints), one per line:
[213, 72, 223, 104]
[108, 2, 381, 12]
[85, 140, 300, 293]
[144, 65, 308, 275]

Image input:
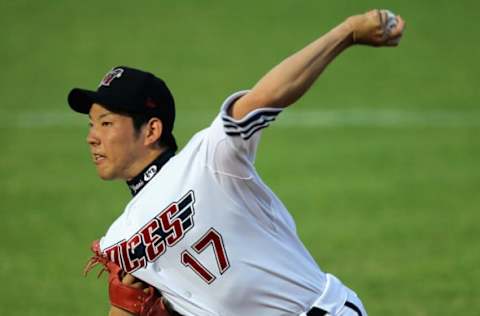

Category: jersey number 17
[181, 228, 230, 284]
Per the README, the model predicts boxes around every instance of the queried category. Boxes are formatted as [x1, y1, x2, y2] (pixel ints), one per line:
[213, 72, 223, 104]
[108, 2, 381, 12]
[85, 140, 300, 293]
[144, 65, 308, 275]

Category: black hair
[107, 107, 168, 149]
[129, 111, 168, 149]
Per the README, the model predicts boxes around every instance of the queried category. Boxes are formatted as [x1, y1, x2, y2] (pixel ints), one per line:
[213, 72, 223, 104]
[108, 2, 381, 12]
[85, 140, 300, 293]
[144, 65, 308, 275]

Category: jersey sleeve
[204, 90, 283, 178]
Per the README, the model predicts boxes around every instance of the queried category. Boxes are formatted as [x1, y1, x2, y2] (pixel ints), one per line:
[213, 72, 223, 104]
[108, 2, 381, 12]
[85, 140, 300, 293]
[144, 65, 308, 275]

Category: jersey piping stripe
[224, 115, 275, 136]
[223, 115, 277, 131]
[225, 121, 273, 140]
[306, 301, 362, 316]
[221, 108, 282, 128]
[344, 301, 363, 316]
[223, 117, 275, 134]
[222, 110, 280, 140]
[222, 112, 279, 132]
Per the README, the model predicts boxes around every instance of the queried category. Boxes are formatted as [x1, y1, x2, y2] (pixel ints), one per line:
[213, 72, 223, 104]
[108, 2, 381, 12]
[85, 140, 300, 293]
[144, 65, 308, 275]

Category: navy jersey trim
[307, 301, 362, 316]
[225, 120, 273, 140]
[221, 107, 282, 140]
[126, 149, 175, 196]
[345, 301, 363, 316]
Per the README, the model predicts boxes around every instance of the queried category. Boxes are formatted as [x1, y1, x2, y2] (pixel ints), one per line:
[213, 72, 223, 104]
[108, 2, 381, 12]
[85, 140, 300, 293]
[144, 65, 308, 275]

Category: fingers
[377, 9, 384, 28]
[385, 16, 405, 46]
[131, 281, 148, 290]
[390, 15, 406, 38]
[121, 273, 136, 285]
[386, 36, 401, 47]
[371, 9, 400, 44]
[121, 273, 149, 289]
[378, 9, 388, 30]
[377, 10, 405, 46]
[348, 9, 405, 47]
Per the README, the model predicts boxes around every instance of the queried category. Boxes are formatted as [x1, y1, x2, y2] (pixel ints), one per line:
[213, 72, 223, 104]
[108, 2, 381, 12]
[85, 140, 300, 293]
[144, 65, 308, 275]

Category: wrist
[340, 16, 357, 46]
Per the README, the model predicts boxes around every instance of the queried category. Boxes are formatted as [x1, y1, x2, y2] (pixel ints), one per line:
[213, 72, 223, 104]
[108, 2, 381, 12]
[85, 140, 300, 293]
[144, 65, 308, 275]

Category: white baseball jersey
[98, 91, 365, 316]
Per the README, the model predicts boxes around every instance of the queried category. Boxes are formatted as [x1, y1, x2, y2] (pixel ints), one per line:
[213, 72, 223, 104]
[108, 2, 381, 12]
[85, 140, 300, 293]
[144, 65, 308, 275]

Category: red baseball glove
[84, 240, 172, 316]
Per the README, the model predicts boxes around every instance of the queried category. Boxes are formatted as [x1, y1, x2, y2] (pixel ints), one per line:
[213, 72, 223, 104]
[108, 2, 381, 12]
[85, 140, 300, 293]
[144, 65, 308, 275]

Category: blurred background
[1, 0, 478, 315]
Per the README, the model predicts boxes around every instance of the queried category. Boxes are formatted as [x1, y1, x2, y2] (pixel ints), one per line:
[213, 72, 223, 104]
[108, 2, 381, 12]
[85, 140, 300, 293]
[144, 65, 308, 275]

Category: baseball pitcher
[68, 10, 405, 316]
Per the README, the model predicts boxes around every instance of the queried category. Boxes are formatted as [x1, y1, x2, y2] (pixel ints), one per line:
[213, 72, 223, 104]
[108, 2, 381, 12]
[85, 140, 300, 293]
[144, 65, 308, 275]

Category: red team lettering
[104, 191, 196, 273]
[160, 204, 184, 246]
[181, 228, 231, 284]
[121, 236, 145, 272]
[140, 219, 165, 261]
[193, 228, 230, 274]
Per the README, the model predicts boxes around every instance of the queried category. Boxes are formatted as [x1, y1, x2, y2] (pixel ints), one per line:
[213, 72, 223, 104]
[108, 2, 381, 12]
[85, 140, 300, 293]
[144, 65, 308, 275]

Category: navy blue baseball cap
[68, 66, 177, 151]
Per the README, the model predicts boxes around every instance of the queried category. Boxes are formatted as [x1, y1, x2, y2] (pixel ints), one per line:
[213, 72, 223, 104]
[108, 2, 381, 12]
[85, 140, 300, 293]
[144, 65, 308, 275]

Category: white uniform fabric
[300, 274, 367, 316]
[98, 91, 366, 316]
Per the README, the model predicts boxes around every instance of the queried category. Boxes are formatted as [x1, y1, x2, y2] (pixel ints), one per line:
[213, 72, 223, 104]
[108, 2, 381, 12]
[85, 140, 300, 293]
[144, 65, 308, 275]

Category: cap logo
[99, 68, 124, 87]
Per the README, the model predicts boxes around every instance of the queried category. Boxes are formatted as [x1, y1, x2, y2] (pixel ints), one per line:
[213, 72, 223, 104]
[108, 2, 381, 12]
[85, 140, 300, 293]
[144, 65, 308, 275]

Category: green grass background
[1, 0, 479, 315]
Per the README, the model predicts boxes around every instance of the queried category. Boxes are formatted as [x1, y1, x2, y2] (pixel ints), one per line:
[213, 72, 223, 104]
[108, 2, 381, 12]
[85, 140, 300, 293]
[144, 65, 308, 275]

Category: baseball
[385, 10, 398, 32]
[385, 9, 402, 44]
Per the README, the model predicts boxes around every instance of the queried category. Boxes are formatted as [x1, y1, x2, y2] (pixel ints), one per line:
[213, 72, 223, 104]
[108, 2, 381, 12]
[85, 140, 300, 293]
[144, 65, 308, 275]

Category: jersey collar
[126, 149, 175, 196]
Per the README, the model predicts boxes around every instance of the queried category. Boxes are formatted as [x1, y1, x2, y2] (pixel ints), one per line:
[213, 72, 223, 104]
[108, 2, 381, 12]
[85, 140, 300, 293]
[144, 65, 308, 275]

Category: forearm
[253, 21, 353, 107]
[232, 20, 353, 118]
[231, 10, 404, 120]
